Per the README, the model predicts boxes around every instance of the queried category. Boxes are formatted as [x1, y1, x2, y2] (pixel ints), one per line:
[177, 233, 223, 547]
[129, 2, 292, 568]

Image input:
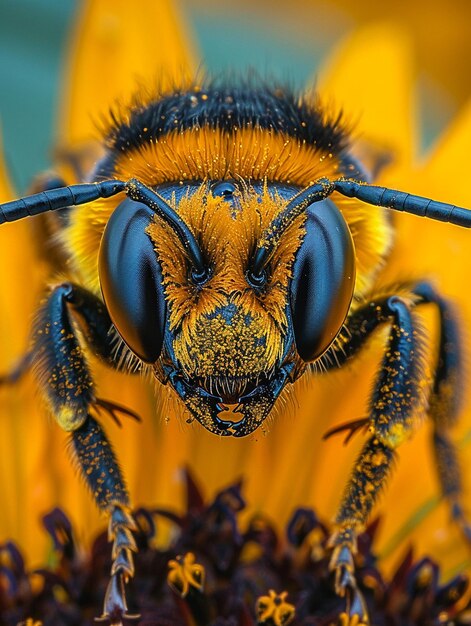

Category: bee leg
[31, 282, 140, 622]
[32, 284, 96, 431]
[329, 437, 395, 625]
[413, 282, 470, 539]
[30, 283, 138, 392]
[329, 296, 422, 625]
[71, 415, 139, 624]
[1, 268, 134, 392]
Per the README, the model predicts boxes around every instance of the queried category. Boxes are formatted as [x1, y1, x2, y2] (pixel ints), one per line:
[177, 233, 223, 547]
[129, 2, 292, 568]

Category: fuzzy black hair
[104, 79, 349, 159]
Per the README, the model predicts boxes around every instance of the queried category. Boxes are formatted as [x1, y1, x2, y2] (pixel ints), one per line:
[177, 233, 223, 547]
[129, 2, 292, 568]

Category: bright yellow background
[0, 0, 470, 585]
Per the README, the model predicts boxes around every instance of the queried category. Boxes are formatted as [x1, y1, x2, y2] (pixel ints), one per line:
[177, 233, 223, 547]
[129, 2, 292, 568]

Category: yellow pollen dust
[146, 186, 306, 377]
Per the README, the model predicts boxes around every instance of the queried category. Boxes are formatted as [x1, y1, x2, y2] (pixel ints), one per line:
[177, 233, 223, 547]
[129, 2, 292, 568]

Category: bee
[1, 80, 470, 625]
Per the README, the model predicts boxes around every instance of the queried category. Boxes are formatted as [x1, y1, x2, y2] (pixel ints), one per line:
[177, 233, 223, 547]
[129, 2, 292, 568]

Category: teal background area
[0, 1, 75, 192]
[0, 1, 450, 194]
[0, 1, 337, 193]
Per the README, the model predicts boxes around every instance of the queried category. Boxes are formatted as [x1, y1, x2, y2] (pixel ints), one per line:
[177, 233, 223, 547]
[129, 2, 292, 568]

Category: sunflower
[0, 1, 470, 624]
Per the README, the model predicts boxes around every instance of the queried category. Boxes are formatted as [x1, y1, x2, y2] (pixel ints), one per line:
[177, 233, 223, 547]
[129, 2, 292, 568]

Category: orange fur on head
[113, 126, 341, 187]
[147, 185, 306, 378]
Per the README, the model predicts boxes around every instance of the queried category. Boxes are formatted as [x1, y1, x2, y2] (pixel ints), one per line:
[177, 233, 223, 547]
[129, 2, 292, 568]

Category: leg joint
[51, 281, 75, 301]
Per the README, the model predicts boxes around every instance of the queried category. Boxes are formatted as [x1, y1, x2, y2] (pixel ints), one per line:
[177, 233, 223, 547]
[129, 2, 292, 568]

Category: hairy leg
[32, 282, 140, 622]
[326, 294, 426, 624]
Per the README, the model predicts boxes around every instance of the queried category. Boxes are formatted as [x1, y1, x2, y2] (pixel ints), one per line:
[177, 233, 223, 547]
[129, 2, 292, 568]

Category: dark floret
[2, 470, 468, 626]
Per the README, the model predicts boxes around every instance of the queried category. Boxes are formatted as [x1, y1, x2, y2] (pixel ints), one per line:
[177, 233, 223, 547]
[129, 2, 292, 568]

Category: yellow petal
[318, 22, 417, 172]
[59, 0, 198, 147]
[420, 99, 471, 203]
[0, 134, 57, 563]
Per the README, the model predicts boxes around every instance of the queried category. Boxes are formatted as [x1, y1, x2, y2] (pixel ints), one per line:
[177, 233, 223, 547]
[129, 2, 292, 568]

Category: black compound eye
[290, 199, 355, 362]
[99, 199, 167, 363]
[211, 181, 238, 200]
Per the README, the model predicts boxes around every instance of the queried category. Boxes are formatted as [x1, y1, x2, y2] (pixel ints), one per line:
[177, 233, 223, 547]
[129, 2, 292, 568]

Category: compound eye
[290, 199, 355, 362]
[99, 199, 167, 363]
[211, 181, 237, 200]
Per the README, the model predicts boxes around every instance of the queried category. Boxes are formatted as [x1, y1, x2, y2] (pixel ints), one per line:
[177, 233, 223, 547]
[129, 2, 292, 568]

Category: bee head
[98, 178, 355, 437]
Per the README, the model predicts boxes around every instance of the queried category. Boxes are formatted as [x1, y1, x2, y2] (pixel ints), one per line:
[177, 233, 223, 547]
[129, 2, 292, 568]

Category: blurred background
[0, 0, 470, 191]
[0, 0, 470, 580]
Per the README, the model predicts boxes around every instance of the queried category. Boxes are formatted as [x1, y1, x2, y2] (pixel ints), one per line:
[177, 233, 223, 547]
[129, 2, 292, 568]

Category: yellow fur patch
[113, 127, 340, 186]
[64, 194, 122, 296]
[334, 193, 393, 298]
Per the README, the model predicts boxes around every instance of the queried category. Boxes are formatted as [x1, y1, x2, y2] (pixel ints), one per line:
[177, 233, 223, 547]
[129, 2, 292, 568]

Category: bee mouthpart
[194, 374, 269, 404]
[166, 366, 294, 438]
